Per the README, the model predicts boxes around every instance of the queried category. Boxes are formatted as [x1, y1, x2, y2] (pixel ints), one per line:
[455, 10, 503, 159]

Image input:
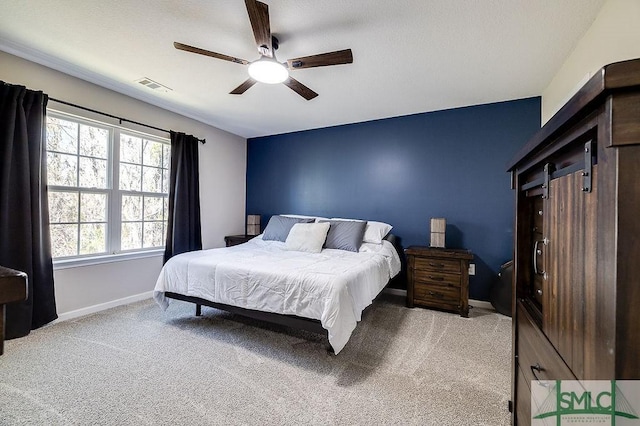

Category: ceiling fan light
[248, 58, 289, 84]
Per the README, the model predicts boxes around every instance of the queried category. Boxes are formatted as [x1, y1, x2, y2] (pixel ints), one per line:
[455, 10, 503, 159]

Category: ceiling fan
[174, 0, 353, 100]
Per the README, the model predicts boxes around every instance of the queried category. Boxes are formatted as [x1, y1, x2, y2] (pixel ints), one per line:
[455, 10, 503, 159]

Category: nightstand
[405, 246, 473, 317]
[224, 235, 254, 247]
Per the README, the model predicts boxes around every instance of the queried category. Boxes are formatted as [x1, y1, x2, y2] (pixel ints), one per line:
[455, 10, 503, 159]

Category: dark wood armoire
[507, 58, 640, 424]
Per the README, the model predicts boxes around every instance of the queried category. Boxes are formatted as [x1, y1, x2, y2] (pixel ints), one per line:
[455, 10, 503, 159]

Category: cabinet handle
[429, 262, 445, 268]
[428, 291, 444, 299]
[428, 275, 444, 281]
[533, 240, 546, 276]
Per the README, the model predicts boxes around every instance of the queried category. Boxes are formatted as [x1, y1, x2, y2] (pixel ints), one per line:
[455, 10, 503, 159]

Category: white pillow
[282, 214, 317, 220]
[330, 218, 392, 244]
[285, 222, 331, 253]
[363, 221, 393, 244]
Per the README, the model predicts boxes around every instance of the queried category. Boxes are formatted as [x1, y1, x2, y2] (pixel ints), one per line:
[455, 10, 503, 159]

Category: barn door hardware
[542, 163, 554, 199]
[582, 140, 593, 193]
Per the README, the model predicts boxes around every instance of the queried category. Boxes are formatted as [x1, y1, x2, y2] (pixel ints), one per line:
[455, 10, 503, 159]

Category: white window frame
[46, 110, 170, 269]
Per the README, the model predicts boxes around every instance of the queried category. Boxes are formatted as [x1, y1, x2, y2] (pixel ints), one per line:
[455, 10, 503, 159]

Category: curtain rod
[49, 97, 206, 144]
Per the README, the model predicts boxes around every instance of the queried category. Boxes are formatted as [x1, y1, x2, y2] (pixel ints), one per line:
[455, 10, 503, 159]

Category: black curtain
[0, 81, 57, 339]
[163, 131, 202, 263]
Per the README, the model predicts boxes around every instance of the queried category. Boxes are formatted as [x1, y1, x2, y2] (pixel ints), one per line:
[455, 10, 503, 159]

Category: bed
[154, 216, 402, 354]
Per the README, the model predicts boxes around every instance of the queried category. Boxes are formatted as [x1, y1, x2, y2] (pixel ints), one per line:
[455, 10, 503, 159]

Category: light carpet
[0, 293, 512, 425]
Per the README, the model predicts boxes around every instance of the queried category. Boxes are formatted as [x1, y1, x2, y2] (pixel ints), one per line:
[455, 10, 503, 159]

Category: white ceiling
[0, 0, 605, 138]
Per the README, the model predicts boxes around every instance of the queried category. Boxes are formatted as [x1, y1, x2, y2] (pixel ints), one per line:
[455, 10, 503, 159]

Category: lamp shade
[246, 214, 261, 236]
[430, 218, 446, 248]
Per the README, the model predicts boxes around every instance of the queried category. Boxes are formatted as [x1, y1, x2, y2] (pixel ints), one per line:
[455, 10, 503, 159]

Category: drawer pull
[428, 275, 444, 281]
[533, 240, 547, 276]
[428, 291, 444, 299]
[530, 363, 550, 387]
[429, 262, 445, 268]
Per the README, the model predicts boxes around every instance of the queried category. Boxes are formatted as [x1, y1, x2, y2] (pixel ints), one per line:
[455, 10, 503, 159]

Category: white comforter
[154, 236, 401, 354]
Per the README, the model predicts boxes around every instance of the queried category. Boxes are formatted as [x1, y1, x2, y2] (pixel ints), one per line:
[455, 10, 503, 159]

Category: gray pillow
[262, 215, 314, 242]
[319, 220, 368, 252]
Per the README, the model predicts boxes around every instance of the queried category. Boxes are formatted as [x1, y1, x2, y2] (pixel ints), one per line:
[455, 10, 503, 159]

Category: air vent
[135, 77, 172, 93]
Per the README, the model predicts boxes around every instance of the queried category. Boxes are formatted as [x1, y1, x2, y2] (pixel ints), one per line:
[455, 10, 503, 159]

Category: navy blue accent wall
[246, 97, 540, 301]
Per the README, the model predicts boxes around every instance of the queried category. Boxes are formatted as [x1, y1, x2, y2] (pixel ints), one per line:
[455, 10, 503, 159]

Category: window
[46, 112, 170, 261]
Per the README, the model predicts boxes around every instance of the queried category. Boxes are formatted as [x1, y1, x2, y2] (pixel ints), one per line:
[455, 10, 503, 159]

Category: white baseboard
[383, 288, 495, 311]
[383, 288, 407, 296]
[469, 299, 494, 310]
[55, 291, 154, 323]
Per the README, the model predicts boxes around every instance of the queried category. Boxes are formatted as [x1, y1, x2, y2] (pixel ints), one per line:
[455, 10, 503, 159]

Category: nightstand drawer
[414, 292, 460, 308]
[414, 282, 460, 304]
[414, 257, 461, 274]
[414, 271, 461, 288]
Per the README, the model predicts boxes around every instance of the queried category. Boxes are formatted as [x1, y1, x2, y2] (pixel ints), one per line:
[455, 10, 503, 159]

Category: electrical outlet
[469, 263, 476, 276]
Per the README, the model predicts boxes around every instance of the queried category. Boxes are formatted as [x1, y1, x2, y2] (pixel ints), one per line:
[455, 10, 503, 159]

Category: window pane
[48, 191, 78, 223]
[47, 152, 78, 187]
[79, 223, 106, 254]
[79, 125, 108, 159]
[119, 163, 141, 191]
[142, 166, 163, 193]
[144, 196, 163, 220]
[50, 224, 78, 257]
[122, 195, 142, 221]
[162, 144, 171, 169]
[162, 169, 170, 193]
[143, 221, 164, 248]
[46, 117, 77, 154]
[80, 193, 107, 222]
[79, 157, 107, 189]
[121, 222, 142, 250]
[143, 140, 163, 167]
[120, 134, 142, 164]
[164, 198, 168, 220]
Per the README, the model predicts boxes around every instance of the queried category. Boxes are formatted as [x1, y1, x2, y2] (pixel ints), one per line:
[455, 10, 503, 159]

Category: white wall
[542, 0, 640, 123]
[0, 51, 247, 317]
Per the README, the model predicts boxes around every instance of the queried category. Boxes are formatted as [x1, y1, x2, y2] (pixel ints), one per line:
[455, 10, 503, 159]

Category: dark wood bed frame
[164, 291, 326, 334]
[163, 234, 403, 337]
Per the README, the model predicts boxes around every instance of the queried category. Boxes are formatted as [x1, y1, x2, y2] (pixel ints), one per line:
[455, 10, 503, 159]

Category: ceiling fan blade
[245, 0, 272, 57]
[230, 78, 257, 95]
[174, 42, 249, 65]
[283, 77, 318, 100]
[287, 49, 353, 69]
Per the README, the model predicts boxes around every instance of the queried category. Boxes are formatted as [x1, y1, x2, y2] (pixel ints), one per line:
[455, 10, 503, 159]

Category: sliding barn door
[542, 166, 598, 380]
